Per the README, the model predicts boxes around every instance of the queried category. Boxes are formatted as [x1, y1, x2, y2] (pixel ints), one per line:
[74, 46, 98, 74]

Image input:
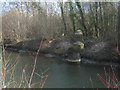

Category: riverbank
[3, 36, 119, 65]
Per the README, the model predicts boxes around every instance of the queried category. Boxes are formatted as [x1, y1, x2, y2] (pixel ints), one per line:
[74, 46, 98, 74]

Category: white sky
[0, 0, 67, 2]
[0, 0, 120, 2]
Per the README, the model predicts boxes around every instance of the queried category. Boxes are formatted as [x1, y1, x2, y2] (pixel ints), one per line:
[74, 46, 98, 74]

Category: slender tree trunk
[102, 3, 106, 37]
[60, 2, 67, 35]
[69, 2, 76, 34]
[37, 2, 41, 14]
[89, 3, 95, 37]
[95, 2, 99, 38]
[99, 2, 103, 37]
[76, 2, 88, 37]
[25, 2, 30, 17]
[32, 5, 35, 16]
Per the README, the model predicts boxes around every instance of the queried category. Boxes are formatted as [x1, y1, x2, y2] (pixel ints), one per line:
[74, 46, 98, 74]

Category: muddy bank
[4, 36, 119, 64]
[81, 39, 119, 62]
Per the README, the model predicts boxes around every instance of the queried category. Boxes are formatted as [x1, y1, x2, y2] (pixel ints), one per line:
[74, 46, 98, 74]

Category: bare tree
[76, 2, 88, 37]
[59, 2, 67, 35]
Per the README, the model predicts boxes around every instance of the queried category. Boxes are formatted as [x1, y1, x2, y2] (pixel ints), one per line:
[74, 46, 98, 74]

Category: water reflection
[4, 51, 114, 88]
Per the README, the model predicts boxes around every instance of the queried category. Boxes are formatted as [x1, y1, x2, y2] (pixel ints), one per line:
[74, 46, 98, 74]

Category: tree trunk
[99, 2, 104, 37]
[76, 2, 88, 37]
[89, 3, 95, 37]
[102, 3, 106, 37]
[95, 2, 99, 38]
[60, 2, 67, 35]
[69, 2, 76, 34]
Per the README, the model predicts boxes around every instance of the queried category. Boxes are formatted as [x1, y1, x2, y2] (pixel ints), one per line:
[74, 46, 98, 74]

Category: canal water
[4, 50, 117, 88]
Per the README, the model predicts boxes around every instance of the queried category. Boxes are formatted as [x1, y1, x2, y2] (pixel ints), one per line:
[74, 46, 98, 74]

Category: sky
[0, 0, 120, 14]
[0, 0, 68, 2]
[0, 0, 119, 2]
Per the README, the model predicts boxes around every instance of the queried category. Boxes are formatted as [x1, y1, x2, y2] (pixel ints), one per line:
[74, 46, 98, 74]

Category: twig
[28, 37, 44, 88]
